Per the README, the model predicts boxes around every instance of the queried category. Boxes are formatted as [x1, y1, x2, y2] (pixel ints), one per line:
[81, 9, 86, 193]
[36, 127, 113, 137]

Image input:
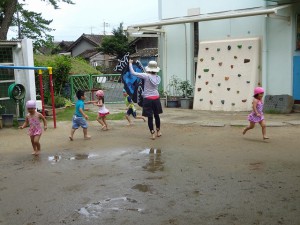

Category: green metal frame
[70, 74, 123, 103]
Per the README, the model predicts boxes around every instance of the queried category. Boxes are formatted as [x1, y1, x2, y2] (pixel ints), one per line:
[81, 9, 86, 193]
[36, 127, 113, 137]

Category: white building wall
[159, 0, 295, 100]
[266, 7, 293, 95]
[11, 39, 36, 103]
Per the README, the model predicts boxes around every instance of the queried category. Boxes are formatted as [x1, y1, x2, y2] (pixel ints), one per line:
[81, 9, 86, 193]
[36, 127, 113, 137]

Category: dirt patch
[0, 118, 299, 225]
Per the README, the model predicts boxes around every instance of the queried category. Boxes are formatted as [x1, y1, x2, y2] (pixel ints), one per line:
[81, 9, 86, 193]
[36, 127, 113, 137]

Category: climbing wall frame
[193, 37, 261, 111]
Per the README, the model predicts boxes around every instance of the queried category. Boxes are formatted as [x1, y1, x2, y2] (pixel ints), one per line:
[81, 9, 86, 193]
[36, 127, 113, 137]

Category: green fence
[70, 74, 124, 103]
[0, 47, 17, 115]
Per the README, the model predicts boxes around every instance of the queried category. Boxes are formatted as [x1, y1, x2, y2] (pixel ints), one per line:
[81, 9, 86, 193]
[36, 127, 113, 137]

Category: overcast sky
[9, 0, 159, 41]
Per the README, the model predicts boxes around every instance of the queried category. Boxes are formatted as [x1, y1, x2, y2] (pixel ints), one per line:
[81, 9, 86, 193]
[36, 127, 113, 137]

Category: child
[94, 90, 110, 131]
[69, 90, 91, 140]
[243, 87, 269, 140]
[19, 100, 47, 155]
[123, 89, 146, 125]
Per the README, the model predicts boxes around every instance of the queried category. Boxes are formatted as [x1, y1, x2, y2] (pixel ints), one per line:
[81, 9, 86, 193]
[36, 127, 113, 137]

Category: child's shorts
[126, 108, 137, 118]
[72, 115, 88, 129]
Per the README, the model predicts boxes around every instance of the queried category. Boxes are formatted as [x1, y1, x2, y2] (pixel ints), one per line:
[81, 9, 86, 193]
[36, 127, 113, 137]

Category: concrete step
[292, 104, 300, 113]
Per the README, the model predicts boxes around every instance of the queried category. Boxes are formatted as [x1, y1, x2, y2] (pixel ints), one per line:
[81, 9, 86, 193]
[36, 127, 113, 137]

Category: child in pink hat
[19, 100, 47, 155]
[243, 87, 269, 140]
[94, 90, 110, 130]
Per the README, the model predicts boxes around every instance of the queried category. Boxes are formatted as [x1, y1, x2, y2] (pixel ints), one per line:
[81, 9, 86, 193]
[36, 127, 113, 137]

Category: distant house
[56, 41, 74, 54]
[67, 34, 112, 67]
[129, 37, 158, 66]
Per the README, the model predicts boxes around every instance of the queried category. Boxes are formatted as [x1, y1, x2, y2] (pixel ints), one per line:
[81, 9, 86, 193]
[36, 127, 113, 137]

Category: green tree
[99, 23, 133, 59]
[0, 0, 74, 49]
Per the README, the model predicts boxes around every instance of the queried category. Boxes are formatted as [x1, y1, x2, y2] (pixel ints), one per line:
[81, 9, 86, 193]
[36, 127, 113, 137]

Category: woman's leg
[154, 114, 161, 137]
[148, 116, 154, 132]
[148, 116, 155, 140]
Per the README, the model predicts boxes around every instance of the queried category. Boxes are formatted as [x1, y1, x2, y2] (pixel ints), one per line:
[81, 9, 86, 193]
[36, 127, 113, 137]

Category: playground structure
[0, 65, 57, 128]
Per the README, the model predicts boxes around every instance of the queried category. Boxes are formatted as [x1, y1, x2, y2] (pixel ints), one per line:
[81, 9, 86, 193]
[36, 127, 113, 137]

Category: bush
[47, 95, 66, 108]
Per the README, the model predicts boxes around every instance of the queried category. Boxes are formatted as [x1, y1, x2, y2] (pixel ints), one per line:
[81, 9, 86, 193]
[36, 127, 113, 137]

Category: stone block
[264, 95, 294, 114]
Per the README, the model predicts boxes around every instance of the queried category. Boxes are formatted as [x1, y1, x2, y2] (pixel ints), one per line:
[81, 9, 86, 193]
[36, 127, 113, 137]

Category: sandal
[156, 128, 162, 137]
[151, 130, 156, 140]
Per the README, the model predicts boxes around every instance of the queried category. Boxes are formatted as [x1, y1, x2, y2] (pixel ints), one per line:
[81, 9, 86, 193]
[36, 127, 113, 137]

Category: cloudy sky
[9, 0, 159, 41]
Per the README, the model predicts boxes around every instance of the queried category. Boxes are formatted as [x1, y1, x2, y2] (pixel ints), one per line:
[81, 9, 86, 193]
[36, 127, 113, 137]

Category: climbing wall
[193, 37, 261, 111]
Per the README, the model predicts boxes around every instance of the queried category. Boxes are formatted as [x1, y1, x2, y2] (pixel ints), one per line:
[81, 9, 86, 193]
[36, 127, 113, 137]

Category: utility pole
[102, 21, 109, 35]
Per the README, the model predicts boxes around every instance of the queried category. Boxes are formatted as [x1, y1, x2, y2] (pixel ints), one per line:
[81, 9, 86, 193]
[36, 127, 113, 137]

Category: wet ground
[0, 107, 300, 225]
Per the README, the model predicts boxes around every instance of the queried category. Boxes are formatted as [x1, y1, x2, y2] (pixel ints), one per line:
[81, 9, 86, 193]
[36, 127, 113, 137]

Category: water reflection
[142, 148, 164, 173]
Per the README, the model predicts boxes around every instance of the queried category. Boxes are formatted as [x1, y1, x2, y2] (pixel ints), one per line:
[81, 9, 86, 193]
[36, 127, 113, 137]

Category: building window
[297, 14, 300, 51]
[194, 22, 199, 57]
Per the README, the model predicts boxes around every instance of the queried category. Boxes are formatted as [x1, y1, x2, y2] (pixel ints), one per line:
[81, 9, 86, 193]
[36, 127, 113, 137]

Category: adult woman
[129, 59, 163, 140]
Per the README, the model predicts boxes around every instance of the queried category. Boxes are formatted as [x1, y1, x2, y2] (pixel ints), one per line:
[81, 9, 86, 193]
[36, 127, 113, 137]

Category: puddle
[69, 153, 98, 160]
[132, 184, 151, 192]
[78, 197, 143, 218]
[141, 148, 164, 173]
[139, 148, 162, 154]
[48, 153, 98, 164]
[48, 155, 62, 164]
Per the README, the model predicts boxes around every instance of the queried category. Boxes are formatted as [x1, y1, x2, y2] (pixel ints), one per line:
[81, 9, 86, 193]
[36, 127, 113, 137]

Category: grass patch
[264, 109, 281, 114]
[56, 107, 125, 121]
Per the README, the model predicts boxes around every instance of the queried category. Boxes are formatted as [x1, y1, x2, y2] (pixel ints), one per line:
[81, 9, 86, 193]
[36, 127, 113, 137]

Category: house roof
[130, 48, 158, 58]
[77, 48, 100, 59]
[67, 34, 108, 51]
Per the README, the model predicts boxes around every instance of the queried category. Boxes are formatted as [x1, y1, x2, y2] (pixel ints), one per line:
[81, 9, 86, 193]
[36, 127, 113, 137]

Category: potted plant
[179, 80, 194, 109]
[166, 75, 182, 108]
[159, 87, 167, 108]
[0, 104, 14, 128]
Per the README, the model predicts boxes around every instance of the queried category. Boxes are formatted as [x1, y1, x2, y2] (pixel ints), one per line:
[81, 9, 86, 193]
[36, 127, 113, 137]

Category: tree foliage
[99, 23, 133, 59]
[0, 0, 74, 50]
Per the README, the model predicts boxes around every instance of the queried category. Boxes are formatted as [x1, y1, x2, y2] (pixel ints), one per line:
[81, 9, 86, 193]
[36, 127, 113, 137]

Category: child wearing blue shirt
[69, 90, 91, 140]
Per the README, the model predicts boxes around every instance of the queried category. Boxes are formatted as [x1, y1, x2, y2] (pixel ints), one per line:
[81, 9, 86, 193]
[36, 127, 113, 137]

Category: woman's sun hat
[254, 87, 264, 96]
[26, 100, 36, 109]
[96, 90, 104, 97]
[145, 61, 160, 73]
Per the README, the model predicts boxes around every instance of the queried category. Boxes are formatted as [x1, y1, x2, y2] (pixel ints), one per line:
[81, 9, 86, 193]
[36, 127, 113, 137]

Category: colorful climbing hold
[211, 74, 214, 77]
[217, 48, 220, 52]
[232, 103, 235, 106]
[210, 100, 213, 105]
[211, 57, 215, 60]
[205, 81, 209, 85]
[198, 88, 201, 92]
[209, 90, 212, 93]
[198, 75, 201, 79]
[218, 83, 221, 86]
[237, 45, 242, 49]
[231, 65, 234, 69]
[205, 47, 209, 50]
[225, 76, 229, 81]
[227, 45, 231, 50]
[242, 99, 247, 103]
[248, 46, 252, 49]
[234, 56, 237, 59]
[237, 91, 240, 94]
[221, 100, 225, 104]
[238, 74, 241, 77]
[219, 62, 223, 66]
[246, 81, 250, 84]
[227, 88, 230, 91]
[200, 58, 204, 62]
[200, 98, 203, 101]
[244, 59, 250, 63]
[204, 69, 209, 72]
